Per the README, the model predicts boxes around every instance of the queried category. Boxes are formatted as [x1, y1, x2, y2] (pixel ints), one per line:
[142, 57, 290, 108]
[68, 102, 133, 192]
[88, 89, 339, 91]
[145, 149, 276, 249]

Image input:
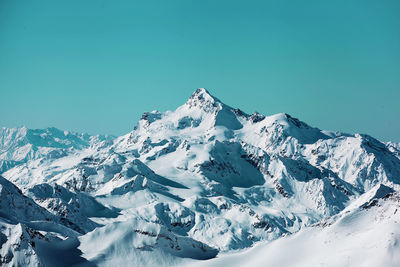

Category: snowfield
[0, 88, 399, 266]
[188, 185, 400, 267]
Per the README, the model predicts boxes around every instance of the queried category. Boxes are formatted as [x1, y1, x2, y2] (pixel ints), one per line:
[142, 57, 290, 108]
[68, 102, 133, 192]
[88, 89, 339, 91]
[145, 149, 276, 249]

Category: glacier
[0, 88, 399, 266]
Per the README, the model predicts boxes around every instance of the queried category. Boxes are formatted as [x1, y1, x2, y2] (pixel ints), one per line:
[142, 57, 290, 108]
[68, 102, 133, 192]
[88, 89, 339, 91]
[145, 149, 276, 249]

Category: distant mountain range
[1, 88, 399, 266]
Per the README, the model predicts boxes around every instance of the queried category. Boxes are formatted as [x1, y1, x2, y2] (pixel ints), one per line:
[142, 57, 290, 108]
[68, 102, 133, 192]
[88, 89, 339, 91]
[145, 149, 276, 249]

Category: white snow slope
[1, 88, 399, 266]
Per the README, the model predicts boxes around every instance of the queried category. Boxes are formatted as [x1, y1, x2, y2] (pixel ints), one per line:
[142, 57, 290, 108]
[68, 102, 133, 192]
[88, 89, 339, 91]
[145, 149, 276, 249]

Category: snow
[187, 192, 400, 267]
[1, 88, 399, 266]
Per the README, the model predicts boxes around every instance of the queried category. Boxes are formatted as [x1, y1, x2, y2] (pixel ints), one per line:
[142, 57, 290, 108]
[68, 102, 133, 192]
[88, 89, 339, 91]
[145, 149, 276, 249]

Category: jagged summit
[184, 88, 227, 113]
[188, 88, 219, 103]
[191, 87, 213, 97]
[133, 88, 243, 132]
[133, 88, 334, 142]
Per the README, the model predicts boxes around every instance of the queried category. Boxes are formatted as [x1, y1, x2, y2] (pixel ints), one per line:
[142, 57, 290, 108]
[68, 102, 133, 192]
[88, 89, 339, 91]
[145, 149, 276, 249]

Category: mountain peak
[191, 88, 214, 99]
[2, 89, 400, 266]
[185, 88, 223, 112]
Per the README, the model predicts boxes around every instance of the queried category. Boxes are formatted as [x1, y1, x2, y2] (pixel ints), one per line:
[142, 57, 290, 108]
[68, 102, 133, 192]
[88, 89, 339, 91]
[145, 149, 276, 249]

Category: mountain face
[1, 88, 399, 266]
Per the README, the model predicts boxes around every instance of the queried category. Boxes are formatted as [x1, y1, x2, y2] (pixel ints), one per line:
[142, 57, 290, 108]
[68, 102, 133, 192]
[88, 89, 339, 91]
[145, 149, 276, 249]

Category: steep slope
[78, 217, 218, 267]
[0, 176, 83, 266]
[187, 187, 400, 267]
[26, 183, 118, 233]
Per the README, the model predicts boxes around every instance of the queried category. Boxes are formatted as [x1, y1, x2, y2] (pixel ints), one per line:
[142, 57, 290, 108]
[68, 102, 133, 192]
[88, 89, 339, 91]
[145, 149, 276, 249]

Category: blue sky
[0, 0, 399, 141]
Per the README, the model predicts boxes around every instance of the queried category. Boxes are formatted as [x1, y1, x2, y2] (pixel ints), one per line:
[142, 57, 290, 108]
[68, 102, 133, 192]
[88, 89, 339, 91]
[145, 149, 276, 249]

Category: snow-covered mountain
[1, 88, 399, 266]
[0, 126, 113, 173]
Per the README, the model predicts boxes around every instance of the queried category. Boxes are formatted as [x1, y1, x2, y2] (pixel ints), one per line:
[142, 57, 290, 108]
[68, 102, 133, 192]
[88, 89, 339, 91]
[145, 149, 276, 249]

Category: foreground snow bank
[187, 192, 400, 267]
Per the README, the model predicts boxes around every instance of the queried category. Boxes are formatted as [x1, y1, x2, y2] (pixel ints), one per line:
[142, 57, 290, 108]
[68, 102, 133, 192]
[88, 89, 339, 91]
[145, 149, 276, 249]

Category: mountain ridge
[0, 88, 399, 266]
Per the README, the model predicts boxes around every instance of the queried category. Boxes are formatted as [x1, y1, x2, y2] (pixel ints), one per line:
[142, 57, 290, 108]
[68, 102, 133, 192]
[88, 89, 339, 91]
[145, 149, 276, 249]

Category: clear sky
[0, 0, 399, 142]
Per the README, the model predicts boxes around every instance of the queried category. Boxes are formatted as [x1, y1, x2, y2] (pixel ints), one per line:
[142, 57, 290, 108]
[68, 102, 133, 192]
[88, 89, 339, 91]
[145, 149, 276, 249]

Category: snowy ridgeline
[0, 88, 399, 266]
